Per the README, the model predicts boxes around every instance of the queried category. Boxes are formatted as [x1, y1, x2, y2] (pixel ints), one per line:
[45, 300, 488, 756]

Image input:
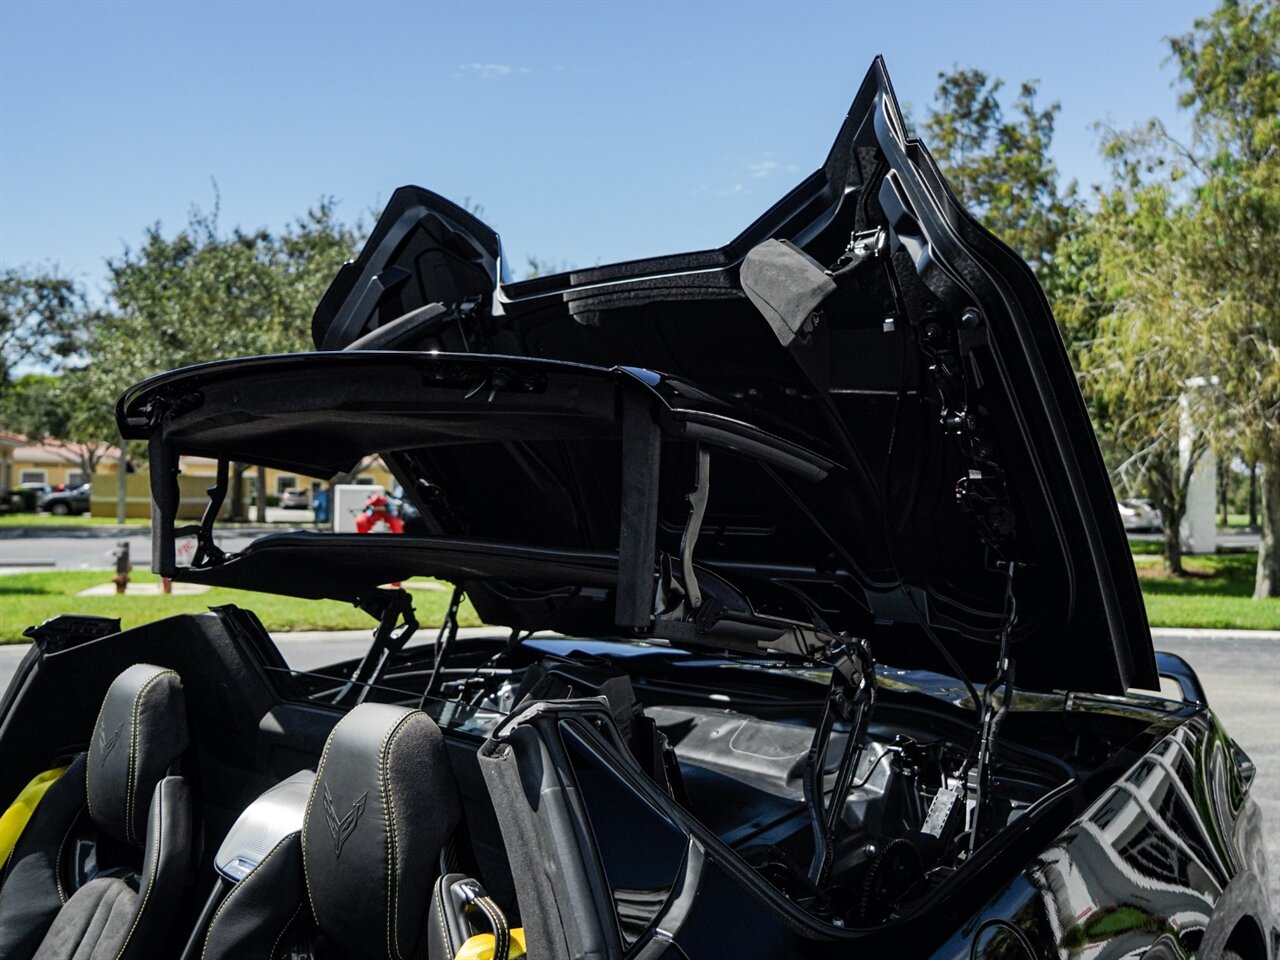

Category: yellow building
[0, 431, 22, 491]
[177, 455, 396, 501]
[87, 455, 396, 518]
[1, 434, 394, 518]
[6, 438, 123, 491]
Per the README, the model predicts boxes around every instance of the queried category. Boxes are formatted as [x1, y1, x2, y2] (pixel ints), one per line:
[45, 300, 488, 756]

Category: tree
[1164, 0, 1280, 597]
[924, 68, 1078, 297]
[0, 373, 118, 478]
[0, 268, 87, 392]
[1058, 178, 1212, 574]
[80, 197, 361, 517]
[85, 198, 359, 399]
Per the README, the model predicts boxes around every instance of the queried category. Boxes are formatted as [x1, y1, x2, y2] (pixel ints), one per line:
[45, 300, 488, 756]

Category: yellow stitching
[301, 723, 337, 928]
[380, 711, 416, 960]
[52, 799, 87, 905]
[124, 669, 178, 844]
[85, 679, 113, 825]
[384, 712, 426, 960]
[113, 777, 166, 960]
[268, 900, 305, 960]
[433, 877, 451, 955]
[475, 896, 508, 960]
[200, 831, 299, 960]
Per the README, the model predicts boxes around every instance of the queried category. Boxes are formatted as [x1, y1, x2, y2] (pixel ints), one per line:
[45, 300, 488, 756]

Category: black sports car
[37, 482, 92, 516]
[0, 60, 1273, 960]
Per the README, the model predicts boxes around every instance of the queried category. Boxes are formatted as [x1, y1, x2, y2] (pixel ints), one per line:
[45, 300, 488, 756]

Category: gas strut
[333, 588, 419, 705]
[804, 636, 877, 886]
[969, 562, 1017, 855]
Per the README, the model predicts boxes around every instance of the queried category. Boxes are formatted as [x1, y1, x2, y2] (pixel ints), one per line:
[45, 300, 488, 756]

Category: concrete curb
[1151, 627, 1280, 642]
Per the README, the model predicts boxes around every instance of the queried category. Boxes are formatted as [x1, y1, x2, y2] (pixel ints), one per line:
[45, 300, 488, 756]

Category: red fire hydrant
[354, 493, 404, 535]
[112, 541, 132, 595]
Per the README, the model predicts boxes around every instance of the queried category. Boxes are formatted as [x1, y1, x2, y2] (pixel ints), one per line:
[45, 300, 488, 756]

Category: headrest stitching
[381, 711, 419, 960]
[124, 669, 179, 844]
[301, 720, 338, 928]
[113, 774, 166, 960]
[84, 683, 113, 827]
[53, 802, 86, 904]
[269, 900, 306, 960]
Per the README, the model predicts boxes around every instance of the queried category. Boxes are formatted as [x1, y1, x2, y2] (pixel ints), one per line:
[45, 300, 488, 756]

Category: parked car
[37, 481, 91, 516]
[279, 487, 311, 509]
[0, 59, 1271, 960]
[1118, 497, 1163, 532]
[6, 483, 49, 512]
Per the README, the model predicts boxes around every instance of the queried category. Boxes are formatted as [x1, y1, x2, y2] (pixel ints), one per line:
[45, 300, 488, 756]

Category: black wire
[452, 585, 584, 694]
[874, 262, 984, 768]
[880, 296, 977, 727]
[847, 747, 893, 791]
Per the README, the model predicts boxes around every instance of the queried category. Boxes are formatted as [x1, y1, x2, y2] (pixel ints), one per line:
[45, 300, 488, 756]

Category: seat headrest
[86, 663, 188, 845]
[303, 703, 461, 960]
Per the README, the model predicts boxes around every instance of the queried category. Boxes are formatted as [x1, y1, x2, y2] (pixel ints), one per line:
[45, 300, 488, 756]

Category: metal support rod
[805, 638, 877, 886]
[679, 445, 711, 611]
[332, 589, 418, 705]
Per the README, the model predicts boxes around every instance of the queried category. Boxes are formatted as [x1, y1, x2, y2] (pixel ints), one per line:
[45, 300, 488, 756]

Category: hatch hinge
[679, 445, 711, 612]
[826, 226, 886, 278]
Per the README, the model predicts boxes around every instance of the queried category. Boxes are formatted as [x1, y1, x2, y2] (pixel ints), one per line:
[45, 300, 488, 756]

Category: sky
[0, 0, 1215, 298]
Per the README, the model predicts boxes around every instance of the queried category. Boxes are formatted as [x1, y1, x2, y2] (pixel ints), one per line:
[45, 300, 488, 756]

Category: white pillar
[1179, 389, 1217, 554]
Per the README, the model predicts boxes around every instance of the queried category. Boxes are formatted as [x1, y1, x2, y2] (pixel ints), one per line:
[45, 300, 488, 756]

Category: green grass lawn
[0, 570, 481, 643]
[2, 554, 1275, 644]
[1137, 552, 1279, 630]
[1223, 512, 1259, 529]
[0, 513, 150, 527]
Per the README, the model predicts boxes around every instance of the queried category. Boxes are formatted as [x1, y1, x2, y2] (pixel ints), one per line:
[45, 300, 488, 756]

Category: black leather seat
[0, 663, 193, 959]
[201, 702, 461, 960]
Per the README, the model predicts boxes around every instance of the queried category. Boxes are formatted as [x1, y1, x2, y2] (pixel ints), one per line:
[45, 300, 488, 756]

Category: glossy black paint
[483, 650, 1274, 960]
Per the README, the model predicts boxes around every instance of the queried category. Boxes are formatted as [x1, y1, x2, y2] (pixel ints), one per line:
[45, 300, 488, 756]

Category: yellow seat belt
[454, 927, 527, 960]
[0, 767, 68, 864]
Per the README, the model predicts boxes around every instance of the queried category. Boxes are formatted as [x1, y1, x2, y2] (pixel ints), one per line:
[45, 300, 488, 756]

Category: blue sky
[0, 0, 1214, 296]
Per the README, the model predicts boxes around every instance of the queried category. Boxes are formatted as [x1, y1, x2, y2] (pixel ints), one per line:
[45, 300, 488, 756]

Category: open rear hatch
[120, 57, 1155, 698]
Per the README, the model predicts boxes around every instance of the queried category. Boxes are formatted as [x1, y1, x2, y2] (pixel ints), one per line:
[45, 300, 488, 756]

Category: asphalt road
[1153, 631, 1280, 907]
[0, 629, 1275, 904]
[2, 526, 1256, 571]
[0, 522, 306, 569]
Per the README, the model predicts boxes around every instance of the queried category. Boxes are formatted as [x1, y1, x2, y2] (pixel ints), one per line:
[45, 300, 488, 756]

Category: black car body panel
[3, 57, 1270, 960]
